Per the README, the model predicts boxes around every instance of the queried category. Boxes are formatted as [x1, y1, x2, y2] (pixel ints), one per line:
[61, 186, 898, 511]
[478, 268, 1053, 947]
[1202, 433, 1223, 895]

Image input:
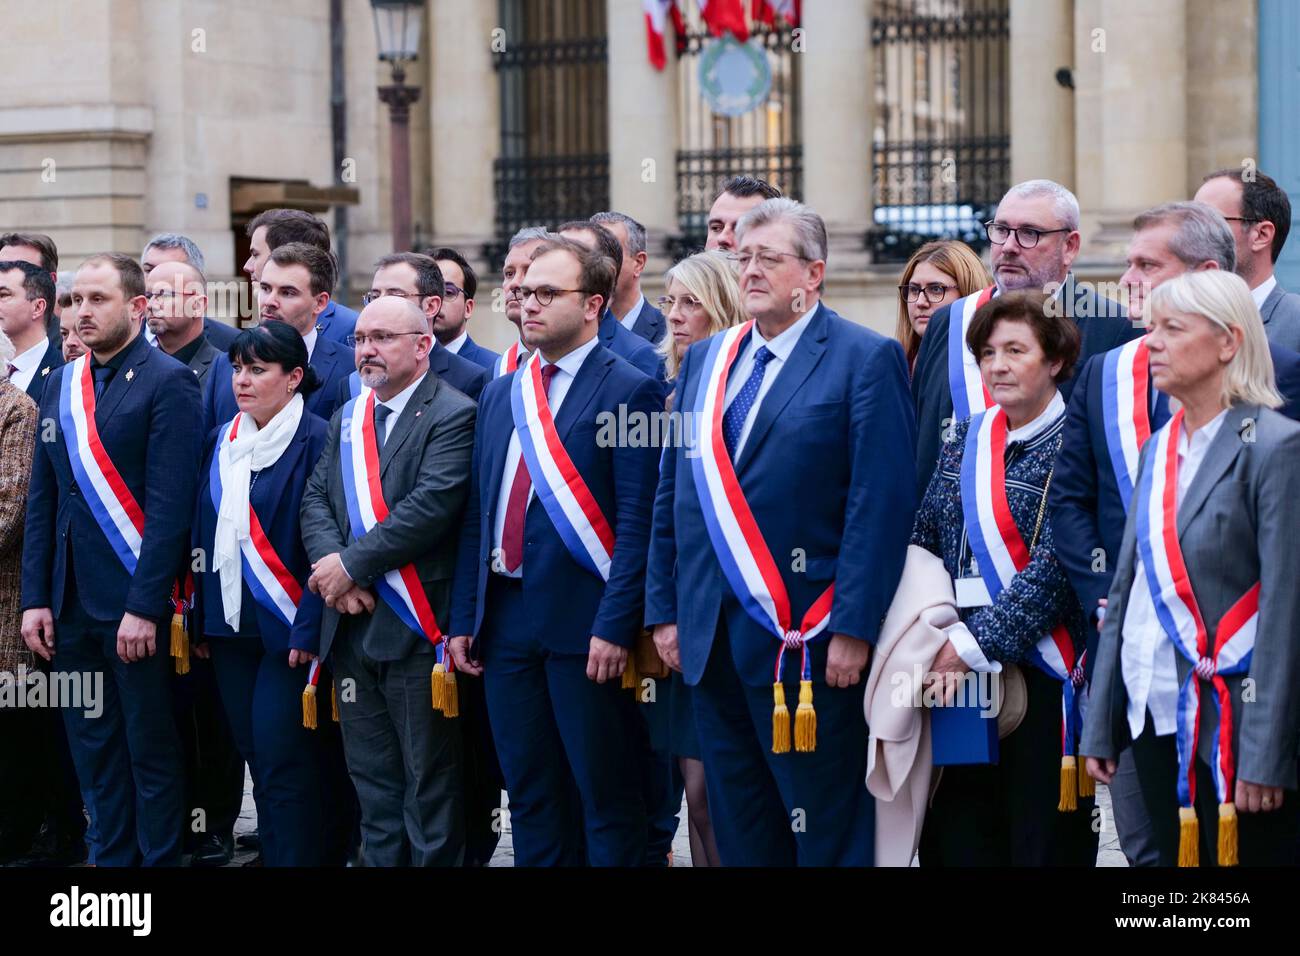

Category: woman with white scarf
[192, 322, 340, 866]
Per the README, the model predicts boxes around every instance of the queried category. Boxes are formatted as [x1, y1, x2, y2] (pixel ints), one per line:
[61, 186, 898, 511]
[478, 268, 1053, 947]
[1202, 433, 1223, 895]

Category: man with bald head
[146, 260, 222, 386]
[301, 295, 477, 866]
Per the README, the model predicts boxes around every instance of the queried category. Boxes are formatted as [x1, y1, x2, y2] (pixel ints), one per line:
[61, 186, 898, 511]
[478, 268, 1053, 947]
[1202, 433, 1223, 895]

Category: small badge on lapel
[40, 366, 50, 377]
[125, 368, 135, 382]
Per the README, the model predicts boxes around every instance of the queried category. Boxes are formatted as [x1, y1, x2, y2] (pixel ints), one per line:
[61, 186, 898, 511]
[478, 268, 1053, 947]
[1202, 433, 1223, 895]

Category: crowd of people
[0, 165, 1298, 868]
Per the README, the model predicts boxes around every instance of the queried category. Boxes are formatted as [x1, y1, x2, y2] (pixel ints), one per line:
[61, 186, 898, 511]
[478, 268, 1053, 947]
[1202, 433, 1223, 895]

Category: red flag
[699, 0, 749, 42]
[644, 0, 687, 70]
[751, 0, 800, 28]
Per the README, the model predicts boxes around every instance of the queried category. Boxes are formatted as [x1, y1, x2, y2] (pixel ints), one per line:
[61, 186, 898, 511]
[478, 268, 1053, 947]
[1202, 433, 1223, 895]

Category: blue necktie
[723, 345, 774, 460]
[92, 364, 114, 402]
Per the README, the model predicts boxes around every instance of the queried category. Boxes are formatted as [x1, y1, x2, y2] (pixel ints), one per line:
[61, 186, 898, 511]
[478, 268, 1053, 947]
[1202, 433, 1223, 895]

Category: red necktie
[500, 364, 560, 572]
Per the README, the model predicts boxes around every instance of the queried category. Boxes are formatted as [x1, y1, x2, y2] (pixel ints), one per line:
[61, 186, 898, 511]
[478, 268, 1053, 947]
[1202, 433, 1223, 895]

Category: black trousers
[171, 656, 244, 846]
[920, 666, 1099, 866]
[1130, 716, 1300, 866]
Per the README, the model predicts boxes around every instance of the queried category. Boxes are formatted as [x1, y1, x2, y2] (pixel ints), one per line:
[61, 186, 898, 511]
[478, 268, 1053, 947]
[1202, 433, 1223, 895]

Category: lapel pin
[40, 366, 50, 376]
[125, 368, 135, 382]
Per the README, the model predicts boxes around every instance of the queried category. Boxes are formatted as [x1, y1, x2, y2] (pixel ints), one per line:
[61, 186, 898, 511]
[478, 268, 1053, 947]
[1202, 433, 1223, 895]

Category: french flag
[699, 0, 749, 42]
[751, 0, 800, 28]
[644, 0, 686, 70]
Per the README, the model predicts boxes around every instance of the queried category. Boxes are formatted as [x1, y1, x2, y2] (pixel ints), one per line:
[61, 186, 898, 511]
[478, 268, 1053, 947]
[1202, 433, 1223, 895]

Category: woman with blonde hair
[895, 240, 991, 372]
[1083, 269, 1300, 867]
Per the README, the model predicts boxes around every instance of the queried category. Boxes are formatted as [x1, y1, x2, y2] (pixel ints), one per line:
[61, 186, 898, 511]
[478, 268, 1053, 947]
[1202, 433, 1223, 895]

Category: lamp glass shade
[371, 0, 423, 62]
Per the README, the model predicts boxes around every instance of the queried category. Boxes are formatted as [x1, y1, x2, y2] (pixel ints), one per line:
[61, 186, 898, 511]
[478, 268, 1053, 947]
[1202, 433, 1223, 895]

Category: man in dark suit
[141, 233, 239, 350]
[558, 220, 667, 389]
[593, 211, 666, 346]
[205, 243, 355, 433]
[646, 199, 916, 866]
[447, 238, 662, 866]
[426, 246, 500, 371]
[20, 253, 202, 866]
[243, 209, 357, 345]
[0, 260, 61, 404]
[0, 232, 60, 343]
[912, 179, 1140, 493]
[1195, 167, 1300, 351]
[301, 296, 476, 866]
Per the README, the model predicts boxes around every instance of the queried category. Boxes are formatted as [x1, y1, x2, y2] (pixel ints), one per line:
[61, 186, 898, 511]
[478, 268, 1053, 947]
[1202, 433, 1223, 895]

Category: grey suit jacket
[1260, 282, 1300, 352]
[1081, 403, 1300, 790]
[300, 370, 477, 662]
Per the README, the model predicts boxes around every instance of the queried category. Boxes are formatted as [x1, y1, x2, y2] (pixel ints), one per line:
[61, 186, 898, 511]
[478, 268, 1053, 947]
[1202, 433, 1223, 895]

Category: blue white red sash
[58, 355, 145, 573]
[688, 322, 835, 685]
[339, 389, 446, 662]
[508, 352, 615, 581]
[1100, 337, 1171, 509]
[347, 371, 361, 400]
[947, 285, 997, 421]
[960, 406, 1086, 757]
[209, 414, 302, 628]
[494, 342, 524, 379]
[1134, 410, 1258, 816]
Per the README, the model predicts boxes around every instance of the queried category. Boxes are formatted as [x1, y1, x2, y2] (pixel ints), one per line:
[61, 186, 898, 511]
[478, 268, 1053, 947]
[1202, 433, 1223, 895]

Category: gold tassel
[771, 682, 791, 754]
[431, 662, 446, 713]
[1217, 802, 1238, 867]
[621, 651, 639, 691]
[1058, 756, 1079, 812]
[442, 670, 459, 719]
[1078, 764, 1096, 799]
[1178, 806, 1199, 867]
[302, 685, 318, 730]
[170, 613, 190, 675]
[330, 682, 340, 723]
[794, 680, 817, 753]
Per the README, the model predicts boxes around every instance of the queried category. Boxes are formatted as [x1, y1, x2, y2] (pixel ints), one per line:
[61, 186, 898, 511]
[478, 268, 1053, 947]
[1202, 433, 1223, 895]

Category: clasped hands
[307, 552, 377, 615]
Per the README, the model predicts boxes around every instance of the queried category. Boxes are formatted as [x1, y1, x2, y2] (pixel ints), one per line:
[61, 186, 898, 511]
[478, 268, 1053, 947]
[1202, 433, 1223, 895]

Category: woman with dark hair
[192, 322, 347, 866]
[911, 291, 1096, 866]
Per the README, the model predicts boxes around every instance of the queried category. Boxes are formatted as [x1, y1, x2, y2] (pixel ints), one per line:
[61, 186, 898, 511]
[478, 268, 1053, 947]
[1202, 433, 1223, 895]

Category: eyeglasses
[442, 282, 463, 300]
[656, 294, 704, 311]
[345, 331, 426, 348]
[725, 250, 811, 271]
[145, 289, 200, 302]
[898, 282, 957, 304]
[361, 290, 426, 306]
[511, 286, 590, 307]
[983, 221, 1072, 248]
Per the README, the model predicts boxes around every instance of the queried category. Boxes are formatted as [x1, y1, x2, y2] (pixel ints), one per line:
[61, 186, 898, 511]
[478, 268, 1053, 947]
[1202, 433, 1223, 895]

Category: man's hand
[21, 608, 55, 661]
[191, 641, 211, 660]
[925, 640, 971, 704]
[288, 649, 317, 668]
[1085, 756, 1117, 786]
[117, 613, 157, 664]
[333, 586, 377, 616]
[447, 636, 482, 677]
[308, 553, 353, 603]
[652, 623, 681, 673]
[1236, 780, 1285, 813]
[825, 633, 870, 689]
[587, 636, 628, 684]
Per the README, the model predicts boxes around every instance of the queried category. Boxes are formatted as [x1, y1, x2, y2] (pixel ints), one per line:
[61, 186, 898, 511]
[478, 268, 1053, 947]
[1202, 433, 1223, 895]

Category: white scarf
[213, 394, 304, 628]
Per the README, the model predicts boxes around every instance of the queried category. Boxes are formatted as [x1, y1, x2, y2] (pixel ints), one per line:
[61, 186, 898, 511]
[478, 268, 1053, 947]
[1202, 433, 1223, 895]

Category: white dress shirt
[444, 330, 469, 355]
[1251, 274, 1277, 309]
[491, 335, 601, 577]
[373, 370, 426, 444]
[302, 327, 318, 363]
[721, 306, 818, 459]
[618, 293, 647, 332]
[8, 338, 47, 395]
[1122, 407, 1229, 739]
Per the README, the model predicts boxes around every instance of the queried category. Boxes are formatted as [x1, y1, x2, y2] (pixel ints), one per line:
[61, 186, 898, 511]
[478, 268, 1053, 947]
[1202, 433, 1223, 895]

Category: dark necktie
[373, 403, 393, 454]
[5, 363, 15, 380]
[723, 344, 774, 460]
[500, 363, 561, 572]
[92, 364, 115, 403]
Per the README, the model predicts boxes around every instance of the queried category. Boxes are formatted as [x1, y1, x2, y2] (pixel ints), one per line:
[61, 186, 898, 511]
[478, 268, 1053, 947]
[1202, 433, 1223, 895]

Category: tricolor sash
[58, 355, 145, 573]
[347, 371, 362, 401]
[689, 322, 834, 753]
[508, 352, 615, 581]
[1100, 337, 1170, 509]
[494, 341, 524, 379]
[1134, 410, 1257, 865]
[210, 414, 303, 628]
[947, 285, 997, 421]
[960, 406, 1089, 807]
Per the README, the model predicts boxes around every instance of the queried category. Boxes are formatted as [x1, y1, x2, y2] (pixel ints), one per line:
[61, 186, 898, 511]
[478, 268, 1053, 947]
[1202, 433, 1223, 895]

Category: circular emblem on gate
[700, 36, 772, 118]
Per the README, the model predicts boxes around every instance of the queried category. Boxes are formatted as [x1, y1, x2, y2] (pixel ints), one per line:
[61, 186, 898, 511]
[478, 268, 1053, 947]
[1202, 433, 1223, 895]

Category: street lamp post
[371, 0, 425, 253]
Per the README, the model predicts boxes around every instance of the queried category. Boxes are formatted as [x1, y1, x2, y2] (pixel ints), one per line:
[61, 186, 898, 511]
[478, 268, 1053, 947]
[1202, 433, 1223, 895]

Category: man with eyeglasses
[425, 246, 499, 371]
[146, 261, 222, 386]
[911, 179, 1139, 493]
[1194, 168, 1300, 351]
[140, 233, 238, 351]
[351, 253, 488, 404]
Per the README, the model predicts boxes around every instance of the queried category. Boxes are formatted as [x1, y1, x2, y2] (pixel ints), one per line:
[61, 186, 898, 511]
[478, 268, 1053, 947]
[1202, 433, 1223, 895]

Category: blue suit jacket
[645, 303, 918, 687]
[334, 341, 488, 407]
[21, 332, 203, 623]
[203, 317, 240, 350]
[912, 277, 1141, 494]
[317, 299, 358, 345]
[193, 411, 328, 654]
[205, 333, 354, 435]
[22, 340, 63, 404]
[600, 311, 666, 392]
[449, 345, 662, 654]
[630, 301, 667, 346]
[456, 335, 500, 372]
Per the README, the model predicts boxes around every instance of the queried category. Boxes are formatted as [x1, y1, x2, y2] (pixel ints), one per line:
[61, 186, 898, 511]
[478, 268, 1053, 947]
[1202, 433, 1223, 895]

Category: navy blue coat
[202, 317, 240, 350]
[21, 340, 63, 404]
[449, 344, 662, 653]
[456, 335, 500, 372]
[629, 301, 667, 346]
[21, 332, 203, 623]
[316, 299, 358, 345]
[193, 411, 328, 655]
[645, 303, 918, 687]
[204, 333, 354, 435]
[599, 311, 666, 392]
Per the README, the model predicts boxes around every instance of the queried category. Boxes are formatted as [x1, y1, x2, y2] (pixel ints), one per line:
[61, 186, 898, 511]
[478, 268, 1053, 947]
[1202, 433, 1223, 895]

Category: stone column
[1009, 0, 1075, 189]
